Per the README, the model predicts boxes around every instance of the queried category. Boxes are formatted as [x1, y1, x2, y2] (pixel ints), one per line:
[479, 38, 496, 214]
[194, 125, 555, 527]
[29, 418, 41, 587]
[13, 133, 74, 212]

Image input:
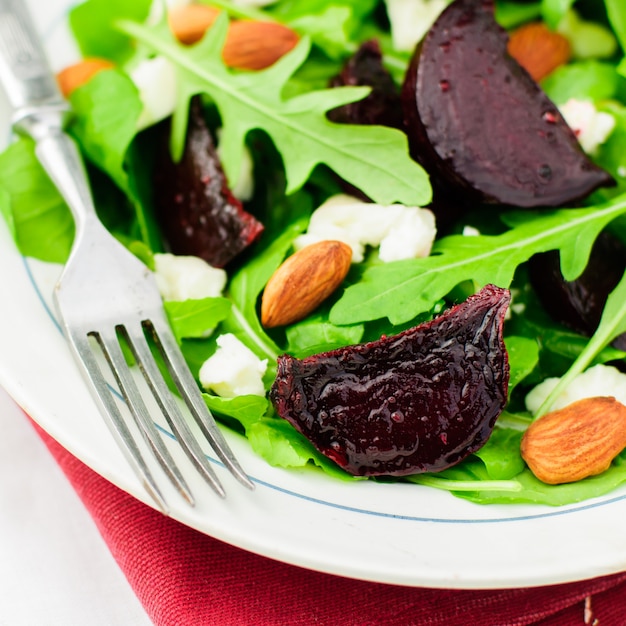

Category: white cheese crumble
[153, 253, 227, 301]
[525, 364, 626, 415]
[130, 56, 179, 130]
[384, 0, 451, 53]
[558, 98, 616, 155]
[462, 225, 481, 237]
[199, 334, 268, 397]
[294, 194, 437, 263]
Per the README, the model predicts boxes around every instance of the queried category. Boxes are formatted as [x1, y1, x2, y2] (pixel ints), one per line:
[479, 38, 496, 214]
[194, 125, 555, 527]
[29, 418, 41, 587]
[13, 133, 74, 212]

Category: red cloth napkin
[31, 419, 626, 626]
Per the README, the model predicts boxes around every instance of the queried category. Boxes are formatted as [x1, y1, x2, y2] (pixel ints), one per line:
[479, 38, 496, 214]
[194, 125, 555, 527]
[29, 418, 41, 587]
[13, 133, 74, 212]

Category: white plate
[2, 0, 626, 590]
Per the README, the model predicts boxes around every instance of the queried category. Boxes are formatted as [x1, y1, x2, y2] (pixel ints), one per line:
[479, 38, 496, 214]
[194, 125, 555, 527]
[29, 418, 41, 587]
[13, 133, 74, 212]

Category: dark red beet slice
[529, 231, 626, 350]
[154, 98, 264, 268]
[270, 284, 510, 476]
[401, 0, 614, 208]
[328, 39, 404, 130]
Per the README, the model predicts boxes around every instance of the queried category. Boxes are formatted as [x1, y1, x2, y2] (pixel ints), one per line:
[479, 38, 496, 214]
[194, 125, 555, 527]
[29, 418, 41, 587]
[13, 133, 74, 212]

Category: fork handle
[0, 0, 63, 111]
[0, 0, 97, 231]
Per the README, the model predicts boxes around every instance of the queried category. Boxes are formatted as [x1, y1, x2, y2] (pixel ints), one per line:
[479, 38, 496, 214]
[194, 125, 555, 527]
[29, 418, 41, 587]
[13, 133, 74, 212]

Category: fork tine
[65, 329, 170, 514]
[91, 328, 196, 506]
[146, 316, 255, 491]
[119, 323, 227, 498]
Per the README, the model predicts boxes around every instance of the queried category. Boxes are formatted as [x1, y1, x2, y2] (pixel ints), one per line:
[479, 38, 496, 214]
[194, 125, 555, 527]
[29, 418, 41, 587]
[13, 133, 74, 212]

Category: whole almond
[261, 240, 352, 328]
[521, 396, 626, 485]
[507, 22, 571, 82]
[168, 5, 220, 45]
[223, 20, 299, 70]
[169, 6, 298, 70]
[56, 58, 115, 97]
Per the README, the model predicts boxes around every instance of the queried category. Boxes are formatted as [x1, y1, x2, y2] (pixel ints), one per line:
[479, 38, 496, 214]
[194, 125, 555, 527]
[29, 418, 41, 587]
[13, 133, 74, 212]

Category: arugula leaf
[541, 60, 623, 104]
[605, 0, 626, 56]
[495, 1, 541, 29]
[411, 447, 626, 505]
[505, 335, 540, 396]
[202, 393, 269, 430]
[541, 0, 574, 29]
[331, 196, 626, 325]
[285, 6, 355, 60]
[0, 138, 74, 263]
[69, 70, 141, 192]
[67, 69, 162, 250]
[117, 14, 432, 206]
[559, 10, 618, 60]
[446, 463, 626, 505]
[535, 267, 626, 416]
[472, 427, 526, 480]
[246, 417, 353, 478]
[285, 312, 364, 357]
[69, 0, 152, 64]
[164, 297, 231, 341]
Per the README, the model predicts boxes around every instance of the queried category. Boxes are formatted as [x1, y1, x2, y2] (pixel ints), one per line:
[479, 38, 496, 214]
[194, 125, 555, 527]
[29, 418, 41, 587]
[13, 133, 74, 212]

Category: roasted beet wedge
[328, 39, 404, 130]
[270, 284, 511, 476]
[401, 0, 613, 208]
[154, 99, 263, 268]
[529, 231, 626, 350]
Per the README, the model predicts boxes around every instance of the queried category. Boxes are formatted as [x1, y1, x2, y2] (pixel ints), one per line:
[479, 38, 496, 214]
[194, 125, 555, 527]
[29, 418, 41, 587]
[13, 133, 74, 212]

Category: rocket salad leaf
[535, 268, 626, 416]
[0, 139, 73, 263]
[69, 0, 152, 64]
[331, 197, 626, 325]
[117, 13, 432, 206]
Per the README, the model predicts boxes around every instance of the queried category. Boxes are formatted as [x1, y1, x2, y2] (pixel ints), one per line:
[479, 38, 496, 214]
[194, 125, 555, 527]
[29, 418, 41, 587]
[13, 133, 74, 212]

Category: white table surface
[0, 386, 153, 626]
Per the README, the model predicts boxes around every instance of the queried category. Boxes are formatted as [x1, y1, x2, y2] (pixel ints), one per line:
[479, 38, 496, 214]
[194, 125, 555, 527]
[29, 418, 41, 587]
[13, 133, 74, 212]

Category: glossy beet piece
[270, 285, 511, 476]
[328, 39, 404, 130]
[154, 99, 263, 268]
[529, 231, 626, 350]
[401, 0, 613, 208]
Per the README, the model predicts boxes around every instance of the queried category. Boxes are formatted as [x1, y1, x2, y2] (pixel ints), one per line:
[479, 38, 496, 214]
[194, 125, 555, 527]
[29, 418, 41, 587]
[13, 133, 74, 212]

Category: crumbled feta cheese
[294, 194, 436, 263]
[384, 0, 451, 53]
[462, 225, 481, 237]
[153, 253, 227, 301]
[525, 364, 626, 414]
[199, 334, 268, 397]
[558, 98, 615, 155]
[130, 56, 178, 130]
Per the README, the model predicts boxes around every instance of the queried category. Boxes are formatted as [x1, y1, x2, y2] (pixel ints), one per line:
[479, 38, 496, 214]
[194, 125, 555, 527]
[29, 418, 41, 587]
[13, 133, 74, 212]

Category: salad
[3, 0, 626, 507]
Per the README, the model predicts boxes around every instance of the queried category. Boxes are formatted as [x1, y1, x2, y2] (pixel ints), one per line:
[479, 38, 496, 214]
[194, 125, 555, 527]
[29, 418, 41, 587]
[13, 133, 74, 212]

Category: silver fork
[0, 0, 253, 513]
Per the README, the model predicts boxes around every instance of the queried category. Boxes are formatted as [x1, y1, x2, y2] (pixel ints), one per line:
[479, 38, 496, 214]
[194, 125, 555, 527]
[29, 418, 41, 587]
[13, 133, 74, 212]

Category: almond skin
[521, 396, 626, 485]
[507, 22, 571, 82]
[168, 5, 220, 45]
[261, 241, 352, 328]
[56, 58, 115, 97]
[169, 6, 299, 70]
[223, 20, 299, 70]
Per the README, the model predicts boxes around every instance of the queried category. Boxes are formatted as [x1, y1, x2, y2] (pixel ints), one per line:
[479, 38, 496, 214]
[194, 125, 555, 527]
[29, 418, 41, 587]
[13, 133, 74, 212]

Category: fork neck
[14, 104, 99, 232]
